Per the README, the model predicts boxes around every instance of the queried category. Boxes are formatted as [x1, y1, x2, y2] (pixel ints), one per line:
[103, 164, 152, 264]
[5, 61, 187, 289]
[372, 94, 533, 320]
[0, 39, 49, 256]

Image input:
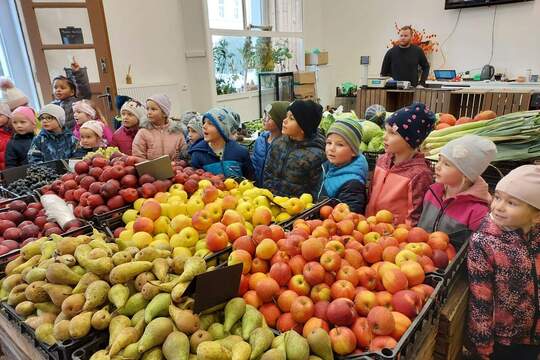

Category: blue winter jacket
[28, 129, 78, 164]
[189, 139, 254, 180]
[251, 131, 277, 186]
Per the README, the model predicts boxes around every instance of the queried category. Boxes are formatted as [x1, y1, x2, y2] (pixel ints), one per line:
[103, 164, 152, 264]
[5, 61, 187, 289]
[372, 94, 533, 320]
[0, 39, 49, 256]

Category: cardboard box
[294, 84, 316, 98]
[305, 51, 329, 66]
[294, 71, 316, 84]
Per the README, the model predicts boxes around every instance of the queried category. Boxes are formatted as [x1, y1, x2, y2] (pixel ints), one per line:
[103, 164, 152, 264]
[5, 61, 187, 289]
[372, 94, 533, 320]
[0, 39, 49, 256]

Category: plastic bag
[40, 194, 76, 229]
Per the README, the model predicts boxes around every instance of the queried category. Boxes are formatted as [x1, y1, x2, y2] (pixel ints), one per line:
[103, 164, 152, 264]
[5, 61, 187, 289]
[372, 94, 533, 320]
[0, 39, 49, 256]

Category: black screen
[445, 0, 533, 9]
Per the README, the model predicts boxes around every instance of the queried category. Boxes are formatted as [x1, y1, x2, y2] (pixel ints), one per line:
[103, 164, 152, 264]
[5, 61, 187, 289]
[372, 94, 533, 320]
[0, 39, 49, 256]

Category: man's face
[399, 29, 412, 47]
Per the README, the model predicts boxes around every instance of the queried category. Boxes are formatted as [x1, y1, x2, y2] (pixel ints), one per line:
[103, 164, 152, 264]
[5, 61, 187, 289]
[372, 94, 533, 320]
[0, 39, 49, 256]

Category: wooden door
[20, 0, 117, 122]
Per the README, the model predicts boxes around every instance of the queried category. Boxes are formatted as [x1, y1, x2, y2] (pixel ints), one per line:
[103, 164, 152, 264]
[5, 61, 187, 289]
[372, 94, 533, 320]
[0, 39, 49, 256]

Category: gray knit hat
[187, 114, 204, 139]
[39, 103, 66, 127]
[440, 135, 497, 182]
[121, 100, 147, 124]
[327, 117, 363, 155]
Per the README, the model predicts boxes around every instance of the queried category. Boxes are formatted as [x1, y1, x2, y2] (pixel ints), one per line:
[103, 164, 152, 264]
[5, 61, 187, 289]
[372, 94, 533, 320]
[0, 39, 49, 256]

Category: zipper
[317, 164, 327, 199]
[433, 198, 454, 233]
[527, 232, 539, 342]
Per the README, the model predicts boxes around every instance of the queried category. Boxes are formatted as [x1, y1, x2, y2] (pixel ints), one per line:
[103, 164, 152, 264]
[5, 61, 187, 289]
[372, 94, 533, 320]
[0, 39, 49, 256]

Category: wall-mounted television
[445, 0, 533, 9]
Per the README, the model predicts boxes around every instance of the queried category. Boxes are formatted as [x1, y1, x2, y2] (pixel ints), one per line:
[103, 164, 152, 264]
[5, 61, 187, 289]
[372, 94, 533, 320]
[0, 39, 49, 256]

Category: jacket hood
[324, 156, 367, 179]
[430, 176, 491, 204]
[141, 118, 183, 133]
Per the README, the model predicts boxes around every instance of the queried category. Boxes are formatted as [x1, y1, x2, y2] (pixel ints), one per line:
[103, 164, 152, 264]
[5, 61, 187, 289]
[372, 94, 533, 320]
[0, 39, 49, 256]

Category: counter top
[426, 80, 540, 91]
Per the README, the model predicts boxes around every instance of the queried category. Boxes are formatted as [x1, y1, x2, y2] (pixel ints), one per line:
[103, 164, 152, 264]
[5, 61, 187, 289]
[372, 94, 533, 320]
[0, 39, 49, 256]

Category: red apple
[327, 298, 358, 326]
[329, 327, 356, 355]
[290, 296, 314, 323]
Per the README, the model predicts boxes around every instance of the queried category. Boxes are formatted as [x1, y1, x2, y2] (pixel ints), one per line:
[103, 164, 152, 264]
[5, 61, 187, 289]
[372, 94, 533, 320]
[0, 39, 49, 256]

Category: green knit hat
[267, 101, 289, 131]
[327, 117, 363, 155]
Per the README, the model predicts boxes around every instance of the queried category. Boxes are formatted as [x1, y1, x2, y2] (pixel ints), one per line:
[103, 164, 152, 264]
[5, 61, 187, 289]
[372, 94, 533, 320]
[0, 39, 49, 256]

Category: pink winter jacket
[131, 119, 186, 161]
[111, 126, 139, 155]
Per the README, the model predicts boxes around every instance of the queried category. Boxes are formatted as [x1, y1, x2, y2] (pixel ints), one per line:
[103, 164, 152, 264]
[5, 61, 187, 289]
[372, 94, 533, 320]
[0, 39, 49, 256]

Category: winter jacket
[111, 126, 139, 155]
[366, 152, 433, 226]
[72, 146, 100, 159]
[263, 131, 326, 197]
[251, 131, 278, 186]
[27, 129, 78, 164]
[5, 133, 34, 168]
[73, 121, 114, 145]
[132, 119, 186, 161]
[317, 155, 369, 214]
[418, 177, 491, 243]
[0, 127, 12, 170]
[51, 69, 92, 131]
[189, 139, 254, 180]
[467, 216, 540, 358]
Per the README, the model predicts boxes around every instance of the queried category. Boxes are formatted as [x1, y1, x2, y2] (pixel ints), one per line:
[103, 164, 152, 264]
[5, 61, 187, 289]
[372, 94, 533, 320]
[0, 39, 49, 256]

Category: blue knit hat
[386, 102, 435, 148]
[203, 107, 236, 141]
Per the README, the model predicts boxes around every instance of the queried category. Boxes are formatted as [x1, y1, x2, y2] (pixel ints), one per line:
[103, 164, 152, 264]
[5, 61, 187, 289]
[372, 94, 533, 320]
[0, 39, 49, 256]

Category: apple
[74, 161, 89, 174]
[352, 317, 373, 349]
[288, 274, 311, 296]
[255, 277, 279, 303]
[354, 289, 377, 316]
[289, 255, 307, 275]
[259, 303, 281, 328]
[277, 290, 298, 312]
[327, 298, 357, 326]
[303, 261, 325, 286]
[268, 262, 291, 287]
[399, 260, 425, 286]
[139, 200, 161, 221]
[301, 237, 324, 261]
[337, 219, 355, 236]
[381, 269, 409, 294]
[290, 296, 314, 323]
[232, 235, 256, 256]
[357, 266, 378, 290]
[270, 250, 290, 265]
[192, 210, 213, 232]
[319, 205, 333, 219]
[330, 280, 356, 300]
[276, 313, 301, 333]
[310, 283, 331, 302]
[228, 250, 252, 274]
[312, 226, 330, 238]
[391, 290, 422, 319]
[363, 231, 381, 244]
[226, 223, 248, 242]
[324, 240, 345, 256]
[320, 250, 341, 272]
[322, 219, 338, 236]
[432, 249, 449, 269]
[343, 249, 364, 269]
[313, 300, 329, 321]
[391, 311, 412, 340]
[337, 265, 359, 287]
[369, 336, 397, 351]
[331, 203, 350, 222]
[243, 290, 263, 308]
[407, 227, 429, 243]
[302, 317, 329, 338]
[252, 225, 273, 245]
[361, 243, 383, 264]
[201, 185, 219, 204]
[256, 238, 278, 260]
[394, 249, 418, 267]
[269, 225, 285, 242]
[367, 306, 395, 336]
[251, 258, 269, 274]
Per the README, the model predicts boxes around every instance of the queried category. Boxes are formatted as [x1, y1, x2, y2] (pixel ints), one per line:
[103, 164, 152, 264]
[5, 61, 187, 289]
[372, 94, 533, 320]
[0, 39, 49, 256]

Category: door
[19, 0, 117, 122]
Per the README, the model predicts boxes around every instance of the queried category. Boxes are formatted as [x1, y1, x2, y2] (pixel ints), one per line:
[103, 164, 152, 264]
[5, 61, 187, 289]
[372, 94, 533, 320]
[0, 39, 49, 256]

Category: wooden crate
[356, 88, 387, 116]
[414, 89, 453, 114]
[448, 89, 487, 118]
[483, 90, 533, 116]
[434, 271, 469, 360]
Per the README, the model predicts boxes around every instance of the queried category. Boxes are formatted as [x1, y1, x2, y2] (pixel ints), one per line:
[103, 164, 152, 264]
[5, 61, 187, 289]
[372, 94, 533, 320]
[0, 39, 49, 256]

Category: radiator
[116, 82, 182, 117]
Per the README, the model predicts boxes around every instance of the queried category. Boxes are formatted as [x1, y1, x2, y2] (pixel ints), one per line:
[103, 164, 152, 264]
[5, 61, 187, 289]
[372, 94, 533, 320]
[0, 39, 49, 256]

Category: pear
[109, 326, 141, 356]
[11, 254, 41, 274]
[85, 257, 114, 276]
[218, 335, 244, 351]
[91, 306, 112, 330]
[40, 241, 57, 260]
[306, 328, 333, 360]
[119, 341, 140, 359]
[271, 334, 285, 351]
[141, 282, 161, 301]
[241, 305, 262, 341]
[112, 250, 133, 266]
[73, 272, 101, 294]
[109, 315, 132, 346]
[56, 254, 77, 267]
[308, 356, 323, 360]
[5, 256, 25, 276]
[171, 282, 190, 303]
[230, 322, 243, 337]
[132, 309, 146, 326]
[69, 311, 93, 338]
[134, 247, 169, 261]
[24, 267, 47, 283]
[170, 254, 189, 274]
[20, 237, 46, 259]
[2, 273, 23, 292]
[137, 317, 174, 353]
[118, 293, 149, 316]
[25, 312, 56, 329]
[231, 341, 251, 360]
[284, 331, 309, 360]
[196, 341, 231, 360]
[141, 347, 163, 360]
[249, 327, 274, 360]
[8, 283, 28, 306]
[53, 319, 71, 342]
[43, 283, 72, 306]
[260, 349, 286, 360]
[208, 323, 228, 340]
[135, 272, 157, 292]
[24, 280, 49, 303]
[179, 257, 206, 282]
[89, 350, 110, 360]
[109, 283, 130, 309]
[152, 258, 169, 282]
[110, 261, 153, 284]
[71, 265, 87, 276]
[145, 293, 171, 323]
[88, 247, 109, 260]
[61, 293, 86, 318]
[191, 330, 213, 353]
[35, 323, 56, 346]
[45, 262, 82, 285]
[15, 301, 35, 317]
[35, 302, 61, 315]
[163, 331, 190, 360]
[56, 236, 81, 255]
[83, 280, 110, 311]
[224, 298, 246, 332]
[169, 305, 200, 335]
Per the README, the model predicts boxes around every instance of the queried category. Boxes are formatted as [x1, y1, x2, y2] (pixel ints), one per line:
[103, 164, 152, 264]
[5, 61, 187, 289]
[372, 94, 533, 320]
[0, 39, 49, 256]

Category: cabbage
[334, 111, 359, 121]
[367, 134, 384, 152]
[359, 142, 368, 152]
[360, 120, 383, 143]
[319, 114, 335, 135]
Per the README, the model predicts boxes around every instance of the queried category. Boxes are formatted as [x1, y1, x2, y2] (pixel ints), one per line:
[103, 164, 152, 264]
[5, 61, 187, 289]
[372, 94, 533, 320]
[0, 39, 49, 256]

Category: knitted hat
[440, 135, 497, 182]
[386, 102, 435, 149]
[228, 109, 241, 133]
[203, 107, 236, 141]
[266, 101, 289, 131]
[0, 102, 11, 119]
[327, 117, 364, 155]
[180, 111, 199, 127]
[121, 100, 146, 123]
[187, 114, 204, 138]
[496, 165, 540, 210]
[39, 104, 66, 127]
[0, 78, 29, 110]
[73, 100, 97, 119]
[80, 120, 104, 139]
[12, 106, 36, 126]
[147, 94, 171, 117]
[287, 100, 323, 137]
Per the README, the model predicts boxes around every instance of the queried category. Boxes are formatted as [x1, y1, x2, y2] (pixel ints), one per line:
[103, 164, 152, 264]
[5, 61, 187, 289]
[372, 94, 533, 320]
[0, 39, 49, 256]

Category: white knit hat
[440, 135, 497, 182]
[0, 102, 11, 119]
[496, 165, 540, 210]
[121, 100, 147, 123]
[39, 104, 66, 127]
[80, 120, 104, 139]
[0, 78, 29, 110]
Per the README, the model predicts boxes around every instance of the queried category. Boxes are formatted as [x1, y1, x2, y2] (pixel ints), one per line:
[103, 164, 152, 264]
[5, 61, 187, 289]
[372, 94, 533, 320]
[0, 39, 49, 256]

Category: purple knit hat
[147, 94, 171, 117]
[386, 102, 435, 148]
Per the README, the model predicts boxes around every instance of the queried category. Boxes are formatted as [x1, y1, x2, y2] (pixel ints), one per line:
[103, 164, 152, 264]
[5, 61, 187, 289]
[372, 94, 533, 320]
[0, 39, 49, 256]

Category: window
[207, 0, 303, 95]
[0, 33, 10, 78]
[218, 0, 225, 18]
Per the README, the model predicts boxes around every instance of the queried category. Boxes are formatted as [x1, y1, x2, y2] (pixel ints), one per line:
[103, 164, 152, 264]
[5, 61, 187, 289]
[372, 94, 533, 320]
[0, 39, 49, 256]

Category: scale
[367, 77, 390, 88]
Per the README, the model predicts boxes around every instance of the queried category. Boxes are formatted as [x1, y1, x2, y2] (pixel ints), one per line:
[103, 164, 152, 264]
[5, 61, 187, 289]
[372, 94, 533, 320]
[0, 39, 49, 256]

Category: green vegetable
[360, 120, 383, 144]
[367, 134, 384, 152]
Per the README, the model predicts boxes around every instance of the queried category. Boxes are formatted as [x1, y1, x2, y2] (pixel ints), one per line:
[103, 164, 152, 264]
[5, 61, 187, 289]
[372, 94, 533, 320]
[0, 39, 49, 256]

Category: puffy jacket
[132, 119, 186, 161]
[467, 216, 540, 358]
[111, 126, 139, 155]
[28, 129, 78, 164]
[251, 131, 278, 186]
[0, 127, 12, 170]
[418, 177, 491, 243]
[189, 139, 254, 180]
[73, 121, 114, 145]
[51, 69, 92, 131]
[366, 152, 433, 226]
[263, 131, 326, 197]
[72, 146, 100, 159]
[317, 155, 369, 214]
[5, 133, 34, 168]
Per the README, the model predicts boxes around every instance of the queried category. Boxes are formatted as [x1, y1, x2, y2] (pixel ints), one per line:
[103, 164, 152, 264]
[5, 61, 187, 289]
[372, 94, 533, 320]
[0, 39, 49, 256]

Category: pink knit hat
[0, 102, 11, 119]
[12, 106, 36, 126]
[73, 100, 97, 119]
[80, 120, 104, 139]
[496, 165, 540, 210]
[147, 94, 171, 117]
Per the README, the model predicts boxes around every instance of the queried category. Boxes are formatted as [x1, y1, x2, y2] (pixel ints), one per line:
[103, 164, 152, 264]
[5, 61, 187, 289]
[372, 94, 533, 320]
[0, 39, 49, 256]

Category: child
[111, 99, 146, 155]
[180, 111, 200, 141]
[366, 102, 435, 226]
[0, 78, 29, 111]
[51, 60, 91, 131]
[418, 135, 496, 241]
[72, 100, 113, 144]
[251, 101, 287, 186]
[467, 165, 540, 360]
[263, 99, 326, 197]
[187, 114, 203, 146]
[189, 107, 254, 179]
[132, 94, 187, 161]
[73, 120, 106, 158]
[5, 106, 36, 168]
[0, 103, 13, 170]
[28, 104, 77, 164]
[318, 117, 368, 213]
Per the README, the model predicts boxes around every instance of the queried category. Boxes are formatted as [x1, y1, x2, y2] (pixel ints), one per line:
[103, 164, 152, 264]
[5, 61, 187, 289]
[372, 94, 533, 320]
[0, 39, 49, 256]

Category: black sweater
[5, 133, 34, 168]
[380, 45, 430, 86]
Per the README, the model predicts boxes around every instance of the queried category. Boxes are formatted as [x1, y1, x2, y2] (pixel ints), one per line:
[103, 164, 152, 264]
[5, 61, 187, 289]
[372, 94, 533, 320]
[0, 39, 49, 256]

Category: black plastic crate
[70, 333, 109, 360]
[0, 186, 19, 199]
[0, 159, 68, 187]
[363, 151, 383, 171]
[426, 235, 469, 292]
[0, 193, 39, 211]
[204, 245, 232, 266]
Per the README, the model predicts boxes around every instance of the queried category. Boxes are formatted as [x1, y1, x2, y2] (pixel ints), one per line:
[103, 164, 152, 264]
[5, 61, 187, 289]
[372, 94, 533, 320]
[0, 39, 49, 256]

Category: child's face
[384, 124, 412, 154]
[263, 114, 278, 132]
[203, 119, 222, 143]
[282, 111, 304, 140]
[491, 190, 540, 232]
[79, 128, 100, 148]
[0, 115, 9, 127]
[121, 110, 139, 128]
[188, 127, 201, 143]
[53, 79, 74, 100]
[326, 133, 354, 167]
[74, 109, 91, 126]
[435, 154, 466, 187]
[40, 114, 61, 132]
[11, 114, 34, 135]
[146, 100, 166, 124]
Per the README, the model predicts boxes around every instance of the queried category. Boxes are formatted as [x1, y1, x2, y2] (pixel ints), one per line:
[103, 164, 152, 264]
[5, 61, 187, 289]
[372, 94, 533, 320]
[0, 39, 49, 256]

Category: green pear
[15, 301, 35, 317]
[53, 320, 71, 342]
[260, 349, 285, 360]
[171, 282, 190, 303]
[169, 305, 200, 335]
[43, 283, 72, 307]
[83, 280, 110, 311]
[73, 272, 101, 294]
[145, 293, 171, 323]
[241, 305, 262, 340]
[109, 315, 132, 346]
[306, 328, 333, 360]
[163, 331, 189, 360]
[179, 257, 206, 282]
[35, 302, 61, 315]
[231, 341, 251, 360]
[24, 267, 47, 283]
[218, 335, 244, 351]
[8, 283, 28, 306]
[118, 293, 149, 316]
[284, 331, 309, 360]
[56, 236, 81, 255]
[200, 313, 218, 330]
[24, 280, 49, 303]
[45, 262, 81, 285]
[197, 341, 232, 360]
[40, 241, 57, 260]
[152, 258, 170, 282]
[141, 282, 161, 301]
[69, 311, 92, 338]
[132, 309, 146, 326]
[190, 330, 213, 353]
[56, 254, 77, 267]
[249, 327, 274, 360]
[11, 255, 41, 274]
[208, 323, 229, 340]
[112, 250, 133, 266]
[271, 334, 285, 351]
[20, 238, 47, 259]
[308, 356, 323, 360]
[110, 261, 153, 284]
[25, 312, 56, 329]
[71, 265, 87, 276]
[137, 317, 174, 353]
[119, 341, 140, 360]
[109, 283, 130, 309]
[224, 298, 246, 332]
[91, 306, 112, 330]
[2, 273, 23, 292]
[230, 322, 243, 337]
[35, 323, 56, 346]
[135, 272, 157, 292]
[89, 350, 110, 360]
[61, 293, 86, 318]
[135, 247, 170, 262]
[109, 326, 141, 356]
[141, 347, 163, 360]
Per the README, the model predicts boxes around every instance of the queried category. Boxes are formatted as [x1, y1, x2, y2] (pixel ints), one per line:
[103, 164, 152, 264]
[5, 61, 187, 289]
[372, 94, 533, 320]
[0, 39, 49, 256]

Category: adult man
[381, 26, 430, 87]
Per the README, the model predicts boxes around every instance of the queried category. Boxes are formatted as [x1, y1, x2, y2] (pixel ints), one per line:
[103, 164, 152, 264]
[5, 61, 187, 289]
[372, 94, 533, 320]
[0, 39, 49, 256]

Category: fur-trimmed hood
[140, 118, 184, 134]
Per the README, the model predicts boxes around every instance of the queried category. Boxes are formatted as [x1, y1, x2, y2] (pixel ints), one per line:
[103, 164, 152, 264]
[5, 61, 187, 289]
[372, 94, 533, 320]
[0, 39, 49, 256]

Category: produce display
[5, 164, 62, 196]
[241, 119, 264, 137]
[82, 147, 121, 160]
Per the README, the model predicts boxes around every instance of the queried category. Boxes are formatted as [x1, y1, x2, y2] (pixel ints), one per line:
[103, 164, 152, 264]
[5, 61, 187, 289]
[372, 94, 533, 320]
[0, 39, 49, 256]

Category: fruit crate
[426, 235, 470, 293]
[0, 160, 69, 197]
[363, 151, 383, 171]
[280, 198, 338, 230]
[70, 333, 109, 360]
[338, 274, 445, 360]
[0, 193, 39, 211]
[91, 205, 131, 227]
[0, 185, 19, 199]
